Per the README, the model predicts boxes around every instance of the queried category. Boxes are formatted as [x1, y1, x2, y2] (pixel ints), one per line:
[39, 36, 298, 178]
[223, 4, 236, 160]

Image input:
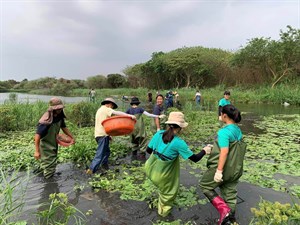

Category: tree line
[1, 26, 299, 94]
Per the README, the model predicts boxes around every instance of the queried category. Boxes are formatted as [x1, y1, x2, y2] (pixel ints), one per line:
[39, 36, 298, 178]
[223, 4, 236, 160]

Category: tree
[232, 26, 300, 88]
[106, 74, 126, 88]
[86, 75, 107, 89]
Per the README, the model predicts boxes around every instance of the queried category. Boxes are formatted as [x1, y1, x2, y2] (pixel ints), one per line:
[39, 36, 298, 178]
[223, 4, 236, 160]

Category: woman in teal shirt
[200, 104, 246, 225]
[145, 112, 212, 217]
[218, 91, 231, 121]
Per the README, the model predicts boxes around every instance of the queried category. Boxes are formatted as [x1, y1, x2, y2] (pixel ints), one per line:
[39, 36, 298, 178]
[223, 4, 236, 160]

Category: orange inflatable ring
[101, 116, 136, 136]
[56, 133, 74, 147]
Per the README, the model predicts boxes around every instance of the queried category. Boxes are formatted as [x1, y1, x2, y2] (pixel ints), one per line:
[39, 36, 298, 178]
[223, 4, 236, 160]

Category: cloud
[1, 0, 299, 81]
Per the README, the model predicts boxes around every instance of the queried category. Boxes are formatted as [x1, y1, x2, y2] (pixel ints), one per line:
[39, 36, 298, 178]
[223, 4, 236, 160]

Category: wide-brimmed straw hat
[165, 112, 188, 128]
[49, 97, 64, 110]
[130, 97, 141, 105]
[101, 97, 118, 109]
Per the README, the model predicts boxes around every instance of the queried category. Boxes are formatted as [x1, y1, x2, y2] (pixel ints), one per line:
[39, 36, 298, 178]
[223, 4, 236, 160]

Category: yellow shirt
[94, 105, 114, 137]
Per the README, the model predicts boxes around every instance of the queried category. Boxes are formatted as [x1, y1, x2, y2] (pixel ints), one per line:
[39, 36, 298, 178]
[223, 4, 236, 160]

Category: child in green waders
[145, 112, 213, 217]
[200, 104, 246, 225]
[125, 97, 165, 160]
[34, 97, 75, 179]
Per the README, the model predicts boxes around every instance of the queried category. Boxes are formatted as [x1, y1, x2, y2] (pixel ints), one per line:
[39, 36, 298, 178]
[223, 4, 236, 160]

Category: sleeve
[36, 124, 49, 138]
[177, 139, 194, 160]
[143, 111, 158, 118]
[217, 129, 230, 148]
[125, 108, 130, 114]
[148, 132, 160, 149]
[60, 119, 66, 128]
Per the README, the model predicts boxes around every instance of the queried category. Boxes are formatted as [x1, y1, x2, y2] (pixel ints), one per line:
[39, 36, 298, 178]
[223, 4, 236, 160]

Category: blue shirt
[126, 107, 144, 115]
[153, 105, 164, 115]
[217, 124, 243, 148]
[148, 131, 193, 160]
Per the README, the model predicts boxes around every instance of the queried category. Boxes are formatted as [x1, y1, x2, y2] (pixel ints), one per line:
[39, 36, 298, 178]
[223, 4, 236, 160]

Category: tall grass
[0, 169, 29, 225]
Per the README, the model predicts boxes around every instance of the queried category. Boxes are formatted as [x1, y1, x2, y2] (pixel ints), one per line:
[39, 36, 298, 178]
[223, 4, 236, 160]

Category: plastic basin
[102, 116, 136, 136]
[56, 133, 74, 147]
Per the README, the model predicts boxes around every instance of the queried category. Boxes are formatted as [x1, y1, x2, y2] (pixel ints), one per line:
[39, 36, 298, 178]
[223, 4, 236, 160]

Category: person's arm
[146, 146, 153, 154]
[34, 134, 41, 160]
[154, 117, 160, 131]
[62, 127, 75, 144]
[214, 147, 229, 182]
[143, 111, 158, 118]
[188, 144, 212, 162]
[112, 110, 136, 119]
[217, 147, 229, 171]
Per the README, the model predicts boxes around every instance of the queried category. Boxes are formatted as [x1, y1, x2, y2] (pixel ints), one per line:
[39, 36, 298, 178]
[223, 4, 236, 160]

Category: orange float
[102, 116, 136, 136]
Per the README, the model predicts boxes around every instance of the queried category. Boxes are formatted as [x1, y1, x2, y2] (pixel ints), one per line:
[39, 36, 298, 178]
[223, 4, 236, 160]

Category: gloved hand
[214, 169, 223, 183]
[158, 114, 166, 119]
[203, 144, 213, 155]
[131, 115, 136, 120]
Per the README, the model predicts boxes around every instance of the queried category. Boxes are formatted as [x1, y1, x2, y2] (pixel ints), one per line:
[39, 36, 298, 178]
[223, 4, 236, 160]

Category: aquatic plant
[249, 199, 300, 225]
[36, 192, 86, 225]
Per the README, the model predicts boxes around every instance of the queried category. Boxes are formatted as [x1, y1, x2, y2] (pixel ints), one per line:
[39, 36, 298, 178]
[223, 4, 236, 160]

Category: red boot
[211, 196, 231, 225]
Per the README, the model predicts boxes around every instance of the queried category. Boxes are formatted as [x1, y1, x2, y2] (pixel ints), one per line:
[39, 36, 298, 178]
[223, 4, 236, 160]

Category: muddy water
[16, 103, 300, 225]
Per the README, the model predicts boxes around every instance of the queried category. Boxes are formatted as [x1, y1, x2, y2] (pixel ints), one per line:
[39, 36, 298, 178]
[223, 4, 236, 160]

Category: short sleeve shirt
[126, 107, 144, 115]
[218, 98, 231, 107]
[95, 105, 114, 137]
[217, 124, 243, 148]
[36, 114, 66, 139]
[153, 105, 164, 115]
[148, 131, 193, 160]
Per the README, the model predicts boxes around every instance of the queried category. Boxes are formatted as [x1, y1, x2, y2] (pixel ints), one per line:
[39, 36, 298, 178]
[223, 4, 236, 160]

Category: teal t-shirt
[148, 130, 193, 160]
[218, 98, 231, 107]
[217, 124, 243, 148]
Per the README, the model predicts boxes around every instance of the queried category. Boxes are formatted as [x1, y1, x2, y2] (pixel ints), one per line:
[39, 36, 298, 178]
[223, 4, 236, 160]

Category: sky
[0, 0, 299, 81]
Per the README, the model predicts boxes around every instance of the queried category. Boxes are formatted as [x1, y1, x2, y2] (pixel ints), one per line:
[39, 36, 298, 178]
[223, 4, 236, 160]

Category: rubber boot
[211, 196, 231, 225]
[228, 211, 237, 224]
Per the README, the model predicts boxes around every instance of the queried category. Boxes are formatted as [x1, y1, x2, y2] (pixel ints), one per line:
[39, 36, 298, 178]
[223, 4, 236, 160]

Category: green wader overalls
[40, 121, 61, 179]
[200, 139, 247, 212]
[151, 110, 167, 134]
[145, 144, 180, 217]
[131, 113, 148, 153]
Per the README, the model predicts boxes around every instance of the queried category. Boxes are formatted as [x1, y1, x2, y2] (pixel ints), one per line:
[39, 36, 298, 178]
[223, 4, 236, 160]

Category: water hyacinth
[250, 200, 300, 225]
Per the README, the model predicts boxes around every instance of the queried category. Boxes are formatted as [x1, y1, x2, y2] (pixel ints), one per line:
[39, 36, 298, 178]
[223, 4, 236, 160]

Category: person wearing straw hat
[145, 112, 213, 217]
[125, 97, 165, 160]
[200, 105, 246, 225]
[86, 97, 136, 175]
[34, 97, 75, 179]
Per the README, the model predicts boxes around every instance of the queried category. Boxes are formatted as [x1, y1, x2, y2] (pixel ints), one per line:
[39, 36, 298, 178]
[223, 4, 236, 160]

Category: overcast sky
[1, 0, 299, 81]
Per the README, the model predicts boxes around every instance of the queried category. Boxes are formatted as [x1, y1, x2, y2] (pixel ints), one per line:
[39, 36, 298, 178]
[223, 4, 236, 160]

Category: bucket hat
[165, 112, 188, 128]
[49, 97, 64, 110]
[130, 97, 141, 105]
[101, 97, 118, 109]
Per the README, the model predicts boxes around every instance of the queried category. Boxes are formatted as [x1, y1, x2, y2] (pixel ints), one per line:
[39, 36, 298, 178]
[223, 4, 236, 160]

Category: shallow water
[17, 162, 299, 225]
[5, 95, 300, 224]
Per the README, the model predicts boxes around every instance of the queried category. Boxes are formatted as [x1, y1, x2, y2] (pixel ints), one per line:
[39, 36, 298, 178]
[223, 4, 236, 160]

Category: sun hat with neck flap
[165, 112, 188, 128]
[49, 97, 64, 110]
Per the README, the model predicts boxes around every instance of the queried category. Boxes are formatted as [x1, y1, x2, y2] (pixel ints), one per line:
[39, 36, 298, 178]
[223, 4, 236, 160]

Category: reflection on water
[0, 92, 88, 104]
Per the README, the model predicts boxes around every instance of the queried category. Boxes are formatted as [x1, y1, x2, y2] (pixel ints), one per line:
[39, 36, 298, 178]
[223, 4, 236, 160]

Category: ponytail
[162, 124, 181, 144]
[222, 104, 241, 123]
